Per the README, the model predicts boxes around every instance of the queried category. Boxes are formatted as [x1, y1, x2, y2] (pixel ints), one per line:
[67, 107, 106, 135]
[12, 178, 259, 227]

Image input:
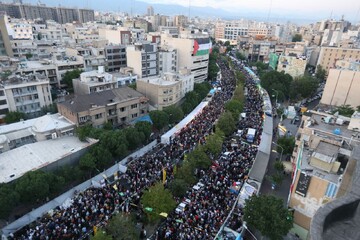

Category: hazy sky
[142, 0, 360, 21]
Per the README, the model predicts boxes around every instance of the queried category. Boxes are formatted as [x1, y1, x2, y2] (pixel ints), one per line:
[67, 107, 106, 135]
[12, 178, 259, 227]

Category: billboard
[193, 38, 212, 56]
[269, 53, 279, 70]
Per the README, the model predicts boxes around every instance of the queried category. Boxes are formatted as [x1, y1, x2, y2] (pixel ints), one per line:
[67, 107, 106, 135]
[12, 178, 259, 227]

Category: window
[94, 113, 103, 119]
[131, 104, 138, 109]
[132, 113, 138, 118]
[0, 99, 6, 105]
[121, 117, 127, 122]
[120, 107, 126, 112]
[0, 90, 4, 96]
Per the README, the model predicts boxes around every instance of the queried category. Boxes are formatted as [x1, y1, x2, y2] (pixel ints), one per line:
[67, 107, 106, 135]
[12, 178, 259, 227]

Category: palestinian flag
[193, 39, 212, 56]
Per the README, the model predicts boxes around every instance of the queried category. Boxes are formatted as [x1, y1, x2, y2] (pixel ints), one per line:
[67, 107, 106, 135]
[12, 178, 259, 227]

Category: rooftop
[0, 136, 97, 183]
[58, 87, 145, 113]
[304, 111, 360, 145]
[0, 74, 48, 87]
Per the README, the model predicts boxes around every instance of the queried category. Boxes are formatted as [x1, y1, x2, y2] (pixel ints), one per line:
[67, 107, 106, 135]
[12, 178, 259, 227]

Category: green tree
[40, 103, 58, 115]
[188, 146, 211, 169]
[290, 75, 319, 100]
[217, 111, 236, 136]
[15, 171, 51, 203]
[141, 182, 176, 223]
[168, 178, 189, 198]
[269, 172, 284, 186]
[292, 34, 302, 42]
[106, 213, 139, 240]
[315, 65, 326, 81]
[175, 161, 197, 185]
[62, 69, 82, 93]
[235, 70, 246, 85]
[244, 195, 293, 240]
[334, 104, 355, 117]
[194, 82, 212, 100]
[0, 184, 20, 219]
[90, 145, 113, 170]
[128, 82, 137, 90]
[235, 51, 246, 60]
[149, 110, 169, 131]
[203, 131, 225, 158]
[135, 121, 153, 142]
[76, 124, 94, 141]
[163, 105, 184, 124]
[277, 136, 295, 155]
[260, 71, 293, 101]
[274, 160, 285, 172]
[208, 53, 220, 80]
[79, 153, 97, 176]
[123, 127, 145, 150]
[4, 111, 26, 124]
[224, 41, 230, 46]
[225, 100, 244, 120]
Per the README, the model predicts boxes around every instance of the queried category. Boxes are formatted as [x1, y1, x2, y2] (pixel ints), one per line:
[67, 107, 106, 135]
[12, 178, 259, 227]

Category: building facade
[0, 74, 52, 119]
[126, 42, 158, 78]
[105, 45, 127, 72]
[57, 87, 149, 127]
[317, 47, 360, 73]
[277, 55, 307, 78]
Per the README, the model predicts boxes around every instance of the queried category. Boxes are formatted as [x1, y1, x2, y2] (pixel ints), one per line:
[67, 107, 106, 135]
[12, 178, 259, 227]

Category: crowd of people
[153, 60, 265, 239]
[11, 58, 240, 239]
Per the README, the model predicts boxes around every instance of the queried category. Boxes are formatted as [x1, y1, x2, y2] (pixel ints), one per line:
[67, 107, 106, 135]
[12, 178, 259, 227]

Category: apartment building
[67, 46, 105, 72]
[317, 46, 360, 73]
[0, 73, 52, 119]
[57, 87, 149, 127]
[0, 2, 95, 24]
[0, 13, 13, 56]
[0, 113, 75, 152]
[173, 15, 188, 27]
[288, 110, 360, 238]
[277, 55, 307, 78]
[126, 42, 158, 78]
[158, 46, 177, 73]
[320, 62, 360, 108]
[161, 31, 211, 83]
[104, 45, 127, 72]
[72, 66, 116, 95]
[99, 27, 132, 45]
[137, 70, 194, 110]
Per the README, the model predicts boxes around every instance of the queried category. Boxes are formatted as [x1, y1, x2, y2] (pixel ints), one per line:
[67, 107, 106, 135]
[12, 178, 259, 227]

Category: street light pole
[272, 88, 279, 108]
[272, 141, 284, 161]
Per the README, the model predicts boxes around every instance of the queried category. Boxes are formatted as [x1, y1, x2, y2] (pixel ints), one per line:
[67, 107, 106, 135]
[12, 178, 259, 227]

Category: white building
[126, 42, 158, 78]
[161, 30, 211, 83]
[158, 46, 177, 74]
[0, 73, 53, 119]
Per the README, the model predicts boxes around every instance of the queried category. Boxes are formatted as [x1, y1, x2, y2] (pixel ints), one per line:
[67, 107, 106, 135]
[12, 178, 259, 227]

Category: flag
[173, 165, 177, 175]
[112, 184, 118, 191]
[159, 212, 168, 217]
[162, 169, 166, 184]
[93, 226, 98, 235]
[145, 207, 153, 212]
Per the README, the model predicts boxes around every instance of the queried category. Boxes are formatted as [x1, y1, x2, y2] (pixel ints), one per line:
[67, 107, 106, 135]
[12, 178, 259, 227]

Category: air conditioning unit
[51, 132, 57, 139]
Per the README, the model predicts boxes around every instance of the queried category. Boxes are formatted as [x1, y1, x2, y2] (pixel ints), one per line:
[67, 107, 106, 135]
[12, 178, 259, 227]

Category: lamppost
[272, 88, 279, 108]
[272, 141, 284, 161]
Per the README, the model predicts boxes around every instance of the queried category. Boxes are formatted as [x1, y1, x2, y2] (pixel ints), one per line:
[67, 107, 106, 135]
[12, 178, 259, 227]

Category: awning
[6, 129, 34, 141]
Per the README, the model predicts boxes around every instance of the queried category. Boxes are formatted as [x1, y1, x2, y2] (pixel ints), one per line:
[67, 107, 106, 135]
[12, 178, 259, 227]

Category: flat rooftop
[300, 147, 342, 184]
[305, 111, 360, 145]
[0, 136, 97, 183]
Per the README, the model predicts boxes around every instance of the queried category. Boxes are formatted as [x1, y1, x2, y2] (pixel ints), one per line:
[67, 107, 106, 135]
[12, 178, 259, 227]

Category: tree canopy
[149, 110, 169, 131]
[141, 182, 176, 222]
[163, 105, 184, 124]
[277, 136, 295, 155]
[292, 34, 302, 42]
[62, 69, 82, 93]
[315, 65, 326, 81]
[217, 111, 236, 136]
[260, 71, 293, 102]
[334, 104, 355, 117]
[244, 195, 293, 240]
[4, 111, 26, 124]
[225, 100, 243, 120]
[290, 75, 319, 100]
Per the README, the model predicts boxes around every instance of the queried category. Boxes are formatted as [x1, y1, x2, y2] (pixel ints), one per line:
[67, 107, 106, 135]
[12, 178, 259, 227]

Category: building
[317, 47, 360, 73]
[99, 27, 132, 45]
[158, 46, 177, 73]
[277, 54, 307, 78]
[288, 110, 360, 238]
[72, 66, 116, 95]
[147, 6, 154, 16]
[320, 66, 360, 108]
[174, 15, 188, 27]
[137, 70, 194, 110]
[57, 87, 149, 127]
[0, 73, 53, 119]
[161, 31, 211, 83]
[0, 113, 75, 153]
[111, 68, 137, 87]
[105, 45, 127, 72]
[0, 13, 13, 56]
[0, 2, 95, 24]
[126, 42, 158, 78]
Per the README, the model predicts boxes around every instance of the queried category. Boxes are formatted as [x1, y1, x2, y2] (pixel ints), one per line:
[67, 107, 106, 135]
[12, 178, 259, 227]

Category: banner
[162, 169, 166, 184]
